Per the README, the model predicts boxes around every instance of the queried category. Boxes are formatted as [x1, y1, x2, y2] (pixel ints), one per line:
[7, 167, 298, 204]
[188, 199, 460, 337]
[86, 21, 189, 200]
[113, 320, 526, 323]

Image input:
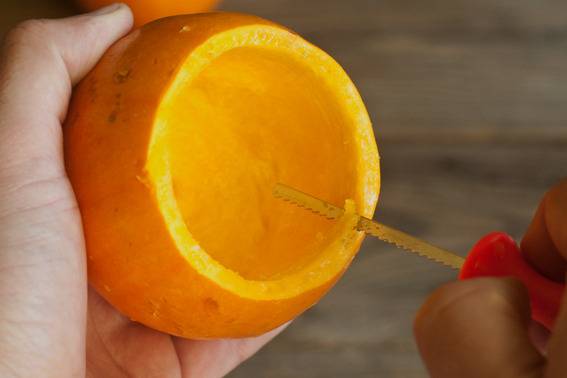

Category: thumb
[0, 3, 133, 170]
[0, 5, 132, 376]
[414, 278, 544, 378]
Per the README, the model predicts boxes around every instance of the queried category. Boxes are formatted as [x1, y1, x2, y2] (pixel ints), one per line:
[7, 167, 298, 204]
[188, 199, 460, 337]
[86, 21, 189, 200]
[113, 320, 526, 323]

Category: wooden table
[2, 1, 566, 377]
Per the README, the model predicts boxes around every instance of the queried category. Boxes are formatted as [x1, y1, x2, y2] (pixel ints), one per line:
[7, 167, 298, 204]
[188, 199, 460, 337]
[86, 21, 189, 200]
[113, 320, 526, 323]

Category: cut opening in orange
[151, 25, 378, 287]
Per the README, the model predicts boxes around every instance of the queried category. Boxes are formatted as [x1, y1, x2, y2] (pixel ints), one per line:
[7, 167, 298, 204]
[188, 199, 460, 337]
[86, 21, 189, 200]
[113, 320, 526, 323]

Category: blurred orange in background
[76, 0, 220, 26]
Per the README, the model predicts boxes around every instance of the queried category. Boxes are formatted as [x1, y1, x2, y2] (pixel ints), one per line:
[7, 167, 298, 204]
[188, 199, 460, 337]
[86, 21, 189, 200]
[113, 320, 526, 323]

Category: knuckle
[461, 279, 516, 310]
[414, 278, 525, 337]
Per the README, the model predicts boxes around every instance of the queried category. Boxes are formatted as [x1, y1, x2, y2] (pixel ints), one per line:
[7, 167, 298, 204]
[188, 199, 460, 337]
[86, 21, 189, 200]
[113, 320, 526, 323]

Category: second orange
[77, 0, 220, 26]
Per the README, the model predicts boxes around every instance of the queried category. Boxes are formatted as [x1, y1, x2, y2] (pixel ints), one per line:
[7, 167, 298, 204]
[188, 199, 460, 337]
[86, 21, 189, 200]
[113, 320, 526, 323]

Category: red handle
[459, 232, 564, 330]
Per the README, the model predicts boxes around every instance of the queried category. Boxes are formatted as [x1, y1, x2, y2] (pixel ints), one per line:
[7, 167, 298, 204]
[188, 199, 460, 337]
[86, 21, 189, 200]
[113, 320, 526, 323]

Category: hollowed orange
[65, 13, 380, 338]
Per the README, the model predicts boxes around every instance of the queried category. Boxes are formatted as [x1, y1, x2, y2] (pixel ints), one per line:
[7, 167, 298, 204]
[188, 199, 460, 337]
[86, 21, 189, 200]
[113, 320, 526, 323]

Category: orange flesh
[164, 47, 357, 280]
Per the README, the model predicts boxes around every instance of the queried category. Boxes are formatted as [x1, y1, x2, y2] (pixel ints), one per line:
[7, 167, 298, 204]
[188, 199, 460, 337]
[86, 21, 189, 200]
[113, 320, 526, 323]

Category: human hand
[413, 179, 567, 377]
[0, 4, 282, 377]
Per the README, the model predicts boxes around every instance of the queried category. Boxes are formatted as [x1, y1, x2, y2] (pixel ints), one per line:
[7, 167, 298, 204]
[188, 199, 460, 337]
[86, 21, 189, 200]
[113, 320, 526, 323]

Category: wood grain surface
[1, 1, 566, 377]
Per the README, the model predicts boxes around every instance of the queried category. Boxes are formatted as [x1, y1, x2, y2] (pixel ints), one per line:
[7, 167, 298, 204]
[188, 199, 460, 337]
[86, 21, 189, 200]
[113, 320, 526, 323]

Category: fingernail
[89, 3, 125, 16]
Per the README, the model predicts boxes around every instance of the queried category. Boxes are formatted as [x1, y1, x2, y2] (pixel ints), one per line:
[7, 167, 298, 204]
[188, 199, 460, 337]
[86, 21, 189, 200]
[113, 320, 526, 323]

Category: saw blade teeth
[410, 249, 459, 269]
[373, 233, 457, 268]
[383, 239, 461, 269]
[356, 218, 464, 270]
[273, 183, 341, 220]
[273, 183, 463, 270]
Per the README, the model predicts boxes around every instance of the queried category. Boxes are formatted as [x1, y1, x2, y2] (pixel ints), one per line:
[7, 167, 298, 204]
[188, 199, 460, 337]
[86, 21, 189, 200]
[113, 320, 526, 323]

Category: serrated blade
[273, 183, 464, 270]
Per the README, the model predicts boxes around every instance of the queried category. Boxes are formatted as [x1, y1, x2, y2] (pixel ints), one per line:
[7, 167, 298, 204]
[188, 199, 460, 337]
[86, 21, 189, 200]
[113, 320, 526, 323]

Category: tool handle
[459, 232, 564, 330]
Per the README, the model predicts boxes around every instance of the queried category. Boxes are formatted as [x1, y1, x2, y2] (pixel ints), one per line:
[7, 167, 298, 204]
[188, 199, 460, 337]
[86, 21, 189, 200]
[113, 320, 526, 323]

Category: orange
[77, 0, 220, 26]
[65, 13, 380, 338]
